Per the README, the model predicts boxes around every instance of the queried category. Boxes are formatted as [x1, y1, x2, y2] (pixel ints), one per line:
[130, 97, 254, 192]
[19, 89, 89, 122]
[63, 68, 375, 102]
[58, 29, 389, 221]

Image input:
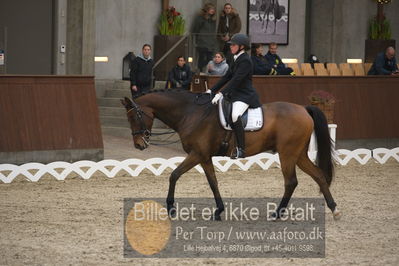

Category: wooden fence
[193, 75, 399, 140]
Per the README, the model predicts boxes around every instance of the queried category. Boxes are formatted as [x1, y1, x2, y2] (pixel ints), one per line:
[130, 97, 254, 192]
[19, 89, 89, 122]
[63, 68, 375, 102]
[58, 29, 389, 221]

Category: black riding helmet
[228, 33, 250, 51]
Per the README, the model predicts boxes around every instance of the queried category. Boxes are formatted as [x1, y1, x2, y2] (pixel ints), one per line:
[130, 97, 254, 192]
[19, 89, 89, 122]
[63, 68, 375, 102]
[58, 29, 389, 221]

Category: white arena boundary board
[0, 148, 398, 184]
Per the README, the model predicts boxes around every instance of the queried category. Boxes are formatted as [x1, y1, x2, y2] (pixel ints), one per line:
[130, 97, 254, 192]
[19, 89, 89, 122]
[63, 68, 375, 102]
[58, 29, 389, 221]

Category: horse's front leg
[201, 160, 225, 221]
[262, 11, 267, 28]
[166, 152, 200, 217]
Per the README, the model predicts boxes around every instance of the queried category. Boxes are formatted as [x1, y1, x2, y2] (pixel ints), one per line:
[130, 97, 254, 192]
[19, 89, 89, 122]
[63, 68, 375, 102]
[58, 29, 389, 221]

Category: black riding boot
[231, 116, 245, 159]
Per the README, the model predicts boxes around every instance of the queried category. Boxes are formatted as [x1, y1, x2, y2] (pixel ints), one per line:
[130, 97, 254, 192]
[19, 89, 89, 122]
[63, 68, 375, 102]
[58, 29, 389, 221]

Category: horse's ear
[121, 97, 132, 110]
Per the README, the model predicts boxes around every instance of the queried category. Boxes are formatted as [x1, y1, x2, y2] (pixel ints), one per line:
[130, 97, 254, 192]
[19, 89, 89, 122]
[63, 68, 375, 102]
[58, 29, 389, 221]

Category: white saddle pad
[218, 96, 263, 131]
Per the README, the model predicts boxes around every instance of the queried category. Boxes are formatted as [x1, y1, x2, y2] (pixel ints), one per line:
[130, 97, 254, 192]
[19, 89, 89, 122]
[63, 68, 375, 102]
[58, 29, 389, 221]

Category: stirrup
[231, 147, 245, 159]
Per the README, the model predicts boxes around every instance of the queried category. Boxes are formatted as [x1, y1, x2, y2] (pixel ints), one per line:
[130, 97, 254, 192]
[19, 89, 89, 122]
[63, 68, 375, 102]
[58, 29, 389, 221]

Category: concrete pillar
[82, 0, 95, 75]
[66, 0, 95, 75]
[309, 0, 335, 63]
[54, 0, 67, 75]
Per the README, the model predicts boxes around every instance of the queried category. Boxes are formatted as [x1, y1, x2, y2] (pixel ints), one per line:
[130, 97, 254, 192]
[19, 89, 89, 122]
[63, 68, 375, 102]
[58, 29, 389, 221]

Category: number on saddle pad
[218, 96, 264, 131]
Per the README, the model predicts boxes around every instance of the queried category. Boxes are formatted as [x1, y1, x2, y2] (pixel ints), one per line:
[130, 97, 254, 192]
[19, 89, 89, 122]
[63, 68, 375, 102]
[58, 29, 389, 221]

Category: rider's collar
[234, 50, 245, 61]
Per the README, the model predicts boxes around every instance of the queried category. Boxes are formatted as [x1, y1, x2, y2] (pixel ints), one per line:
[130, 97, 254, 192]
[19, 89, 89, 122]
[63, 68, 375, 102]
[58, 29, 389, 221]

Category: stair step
[99, 107, 126, 117]
[97, 97, 123, 107]
[114, 80, 131, 90]
[99, 114, 169, 129]
[102, 126, 131, 138]
[154, 81, 167, 90]
[100, 116, 130, 127]
[101, 126, 181, 145]
[105, 89, 131, 98]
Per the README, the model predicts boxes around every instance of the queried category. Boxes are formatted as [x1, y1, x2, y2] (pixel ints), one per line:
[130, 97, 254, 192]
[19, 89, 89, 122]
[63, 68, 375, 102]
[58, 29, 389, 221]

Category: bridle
[126, 100, 153, 145]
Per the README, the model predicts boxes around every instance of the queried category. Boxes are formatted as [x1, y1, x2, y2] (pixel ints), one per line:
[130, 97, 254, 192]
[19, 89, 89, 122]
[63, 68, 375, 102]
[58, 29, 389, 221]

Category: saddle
[218, 96, 264, 131]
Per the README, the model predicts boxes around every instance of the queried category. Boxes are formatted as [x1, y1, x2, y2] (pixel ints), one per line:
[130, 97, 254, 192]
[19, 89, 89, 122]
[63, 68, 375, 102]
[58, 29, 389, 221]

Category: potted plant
[308, 90, 336, 124]
[154, 7, 187, 80]
[365, 0, 396, 62]
[158, 6, 185, 36]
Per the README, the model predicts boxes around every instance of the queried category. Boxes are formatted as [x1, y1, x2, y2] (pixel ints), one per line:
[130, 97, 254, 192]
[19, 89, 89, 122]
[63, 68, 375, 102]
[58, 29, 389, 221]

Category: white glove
[212, 92, 222, 105]
[205, 89, 212, 94]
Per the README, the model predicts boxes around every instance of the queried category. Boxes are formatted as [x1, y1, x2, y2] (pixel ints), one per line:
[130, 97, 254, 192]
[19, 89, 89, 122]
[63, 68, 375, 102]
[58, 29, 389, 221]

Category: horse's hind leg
[201, 160, 225, 221]
[166, 152, 200, 217]
[265, 15, 270, 32]
[272, 155, 298, 219]
[297, 150, 341, 220]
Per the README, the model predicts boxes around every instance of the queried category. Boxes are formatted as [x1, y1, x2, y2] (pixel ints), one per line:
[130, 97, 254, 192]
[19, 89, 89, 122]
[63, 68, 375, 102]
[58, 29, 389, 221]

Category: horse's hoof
[212, 215, 221, 221]
[212, 210, 223, 221]
[333, 209, 342, 221]
[168, 206, 176, 218]
[269, 212, 279, 221]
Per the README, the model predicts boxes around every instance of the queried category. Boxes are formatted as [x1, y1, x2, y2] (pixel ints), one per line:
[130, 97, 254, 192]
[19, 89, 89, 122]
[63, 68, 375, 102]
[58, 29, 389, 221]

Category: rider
[208, 33, 261, 159]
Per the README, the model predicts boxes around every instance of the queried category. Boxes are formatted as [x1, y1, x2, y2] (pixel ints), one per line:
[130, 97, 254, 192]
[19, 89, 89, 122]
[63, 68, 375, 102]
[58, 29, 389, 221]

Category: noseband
[126, 101, 153, 143]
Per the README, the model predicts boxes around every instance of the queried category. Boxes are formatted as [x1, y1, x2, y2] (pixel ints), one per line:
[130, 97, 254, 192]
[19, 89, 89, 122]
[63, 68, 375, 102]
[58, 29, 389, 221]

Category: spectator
[207, 52, 229, 76]
[130, 44, 154, 97]
[368, 46, 399, 75]
[192, 3, 218, 72]
[168, 56, 193, 90]
[251, 43, 276, 75]
[264, 42, 295, 75]
[217, 3, 242, 65]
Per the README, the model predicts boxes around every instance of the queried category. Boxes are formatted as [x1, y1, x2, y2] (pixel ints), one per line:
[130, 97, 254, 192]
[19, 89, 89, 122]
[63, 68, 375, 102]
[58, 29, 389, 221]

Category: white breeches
[231, 101, 249, 123]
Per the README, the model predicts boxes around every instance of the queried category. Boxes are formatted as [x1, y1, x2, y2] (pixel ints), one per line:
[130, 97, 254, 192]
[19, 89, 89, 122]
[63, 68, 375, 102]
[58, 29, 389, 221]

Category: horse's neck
[141, 94, 192, 131]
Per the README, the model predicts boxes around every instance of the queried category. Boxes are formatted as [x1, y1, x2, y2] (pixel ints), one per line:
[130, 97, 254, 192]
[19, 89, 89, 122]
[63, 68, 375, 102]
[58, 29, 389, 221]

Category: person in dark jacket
[192, 3, 218, 72]
[168, 56, 193, 90]
[130, 44, 154, 97]
[251, 43, 276, 75]
[368, 47, 399, 75]
[264, 42, 294, 75]
[217, 3, 242, 65]
[209, 34, 261, 159]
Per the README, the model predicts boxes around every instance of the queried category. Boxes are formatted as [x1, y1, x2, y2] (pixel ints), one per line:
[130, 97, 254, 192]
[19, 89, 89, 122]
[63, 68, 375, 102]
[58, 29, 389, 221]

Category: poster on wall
[247, 0, 290, 45]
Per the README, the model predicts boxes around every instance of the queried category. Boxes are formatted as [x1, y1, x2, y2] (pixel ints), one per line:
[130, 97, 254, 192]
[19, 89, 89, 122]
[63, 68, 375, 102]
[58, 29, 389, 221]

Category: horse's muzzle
[135, 143, 146, 150]
[134, 136, 149, 150]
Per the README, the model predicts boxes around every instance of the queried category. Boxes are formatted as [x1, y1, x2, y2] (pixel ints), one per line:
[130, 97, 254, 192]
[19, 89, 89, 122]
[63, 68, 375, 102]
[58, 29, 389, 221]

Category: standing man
[130, 44, 154, 97]
[265, 42, 294, 75]
[192, 3, 218, 73]
[368, 46, 399, 75]
[217, 3, 242, 65]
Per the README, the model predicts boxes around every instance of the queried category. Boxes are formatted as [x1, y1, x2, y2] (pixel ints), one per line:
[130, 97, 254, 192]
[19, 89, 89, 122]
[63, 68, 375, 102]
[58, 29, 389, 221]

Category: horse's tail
[305, 105, 334, 186]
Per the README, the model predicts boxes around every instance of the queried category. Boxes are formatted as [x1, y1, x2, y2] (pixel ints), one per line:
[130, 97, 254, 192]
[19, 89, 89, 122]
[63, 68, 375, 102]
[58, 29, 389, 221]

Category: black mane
[132, 89, 214, 119]
[133, 89, 208, 104]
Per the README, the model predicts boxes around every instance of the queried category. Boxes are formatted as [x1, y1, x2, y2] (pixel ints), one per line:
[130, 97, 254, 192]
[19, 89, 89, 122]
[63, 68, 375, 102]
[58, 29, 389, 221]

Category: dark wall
[0, 0, 53, 74]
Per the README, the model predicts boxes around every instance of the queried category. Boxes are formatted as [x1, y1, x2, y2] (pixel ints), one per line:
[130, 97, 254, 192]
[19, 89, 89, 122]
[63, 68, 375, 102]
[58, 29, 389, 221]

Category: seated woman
[250, 43, 276, 75]
[168, 56, 193, 90]
[206, 52, 229, 76]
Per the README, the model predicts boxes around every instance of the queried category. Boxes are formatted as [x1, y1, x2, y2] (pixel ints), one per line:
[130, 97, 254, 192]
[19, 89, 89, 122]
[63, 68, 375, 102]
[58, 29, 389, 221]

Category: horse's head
[121, 97, 154, 150]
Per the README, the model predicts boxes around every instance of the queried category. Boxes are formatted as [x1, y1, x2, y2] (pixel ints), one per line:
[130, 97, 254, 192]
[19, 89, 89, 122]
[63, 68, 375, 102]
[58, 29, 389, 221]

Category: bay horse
[121, 89, 341, 221]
